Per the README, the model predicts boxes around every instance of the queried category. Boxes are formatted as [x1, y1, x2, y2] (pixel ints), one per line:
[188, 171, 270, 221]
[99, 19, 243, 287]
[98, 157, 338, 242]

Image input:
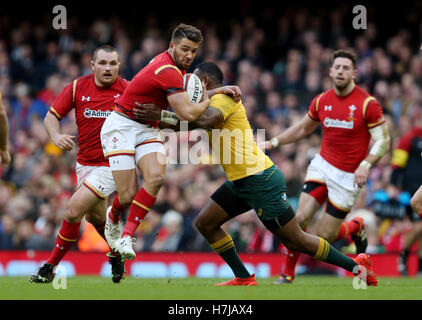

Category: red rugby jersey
[114, 50, 186, 127]
[308, 85, 385, 173]
[50, 74, 128, 166]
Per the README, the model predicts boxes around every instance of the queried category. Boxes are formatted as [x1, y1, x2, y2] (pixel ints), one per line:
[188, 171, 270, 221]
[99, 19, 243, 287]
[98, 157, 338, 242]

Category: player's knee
[317, 229, 337, 243]
[144, 173, 165, 194]
[194, 215, 214, 236]
[194, 216, 206, 234]
[297, 212, 311, 229]
[118, 191, 137, 208]
[64, 202, 84, 223]
[410, 195, 422, 214]
[85, 212, 104, 226]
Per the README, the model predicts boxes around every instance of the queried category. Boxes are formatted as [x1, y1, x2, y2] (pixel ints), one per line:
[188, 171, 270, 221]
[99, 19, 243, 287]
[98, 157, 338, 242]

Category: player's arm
[354, 122, 390, 187]
[188, 107, 224, 130]
[208, 85, 242, 103]
[44, 112, 76, 150]
[133, 102, 223, 131]
[0, 94, 11, 167]
[167, 89, 210, 122]
[261, 114, 320, 150]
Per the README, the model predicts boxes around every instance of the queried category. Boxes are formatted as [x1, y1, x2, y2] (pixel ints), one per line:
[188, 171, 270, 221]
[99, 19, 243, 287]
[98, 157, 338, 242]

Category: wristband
[359, 160, 372, 170]
[161, 110, 179, 126]
[270, 137, 279, 148]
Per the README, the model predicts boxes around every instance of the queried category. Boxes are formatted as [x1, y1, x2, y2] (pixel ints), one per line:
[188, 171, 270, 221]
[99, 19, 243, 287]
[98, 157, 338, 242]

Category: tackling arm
[167, 91, 210, 122]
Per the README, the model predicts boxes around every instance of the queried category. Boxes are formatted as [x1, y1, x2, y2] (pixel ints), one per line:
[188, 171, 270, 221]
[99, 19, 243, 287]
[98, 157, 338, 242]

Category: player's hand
[0, 149, 11, 168]
[133, 102, 161, 121]
[53, 134, 76, 150]
[220, 85, 242, 102]
[200, 81, 208, 103]
[258, 140, 273, 151]
[353, 166, 369, 188]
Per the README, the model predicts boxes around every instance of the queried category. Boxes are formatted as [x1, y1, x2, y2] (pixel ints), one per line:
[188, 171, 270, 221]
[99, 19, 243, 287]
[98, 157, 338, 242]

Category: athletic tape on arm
[369, 124, 390, 158]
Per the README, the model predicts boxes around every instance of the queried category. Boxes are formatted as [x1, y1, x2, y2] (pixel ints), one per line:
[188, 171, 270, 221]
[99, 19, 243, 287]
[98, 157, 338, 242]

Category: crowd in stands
[1, 3, 422, 264]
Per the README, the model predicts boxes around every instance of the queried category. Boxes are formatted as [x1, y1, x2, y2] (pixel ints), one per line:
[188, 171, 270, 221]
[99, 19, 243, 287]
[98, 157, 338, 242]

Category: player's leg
[268, 212, 377, 286]
[278, 187, 325, 283]
[29, 184, 102, 283]
[115, 142, 166, 260]
[278, 154, 328, 283]
[399, 220, 422, 276]
[105, 160, 138, 249]
[85, 198, 108, 246]
[411, 185, 422, 218]
[194, 183, 256, 285]
[397, 187, 422, 275]
[85, 200, 126, 283]
[321, 168, 367, 253]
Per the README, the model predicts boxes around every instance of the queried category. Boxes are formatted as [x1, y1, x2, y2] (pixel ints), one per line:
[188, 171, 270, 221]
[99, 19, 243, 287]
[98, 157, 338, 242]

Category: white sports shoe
[105, 206, 122, 252]
[114, 236, 136, 260]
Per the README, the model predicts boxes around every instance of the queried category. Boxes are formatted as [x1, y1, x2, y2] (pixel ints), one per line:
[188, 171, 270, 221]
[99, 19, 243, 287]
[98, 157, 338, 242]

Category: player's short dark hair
[194, 62, 223, 85]
[332, 49, 357, 68]
[171, 23, 203, 44]
[92, 45, 119, 62]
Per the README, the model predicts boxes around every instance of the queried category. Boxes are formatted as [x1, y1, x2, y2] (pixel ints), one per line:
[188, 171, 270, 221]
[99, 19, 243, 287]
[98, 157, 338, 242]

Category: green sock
[210, 234, 250, 278]
[313, 237, 357, 273]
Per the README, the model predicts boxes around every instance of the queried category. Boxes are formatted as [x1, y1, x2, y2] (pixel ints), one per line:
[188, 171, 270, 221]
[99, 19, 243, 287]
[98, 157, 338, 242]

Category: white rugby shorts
[100, 111, 165, 169]
[305, 153, 361, 211]
[75, 162, 116, 199]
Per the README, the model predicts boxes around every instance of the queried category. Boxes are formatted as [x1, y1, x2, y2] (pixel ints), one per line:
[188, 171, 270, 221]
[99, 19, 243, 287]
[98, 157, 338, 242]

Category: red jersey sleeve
[307, 93, 323, 122]
[50, 81, 75, 120]
[155, 67, 185, 96]
[365, 98, 385, 129]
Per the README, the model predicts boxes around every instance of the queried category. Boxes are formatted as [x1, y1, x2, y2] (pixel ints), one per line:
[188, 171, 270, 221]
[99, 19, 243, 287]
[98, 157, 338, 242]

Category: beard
[173, 51, 191, 70]
[334, 79, 351, 91]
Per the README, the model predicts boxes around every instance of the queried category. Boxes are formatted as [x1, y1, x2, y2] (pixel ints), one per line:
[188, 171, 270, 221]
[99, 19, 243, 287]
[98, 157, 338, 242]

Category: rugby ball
[183, 73, 203, 103]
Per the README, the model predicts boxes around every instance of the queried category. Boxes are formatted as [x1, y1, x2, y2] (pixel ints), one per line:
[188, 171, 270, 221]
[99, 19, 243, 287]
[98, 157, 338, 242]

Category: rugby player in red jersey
[262, 49, 390, 284]
[103, 24, 241, 261]
[30, 45, 128, 284]
[101, 24, 213, 260]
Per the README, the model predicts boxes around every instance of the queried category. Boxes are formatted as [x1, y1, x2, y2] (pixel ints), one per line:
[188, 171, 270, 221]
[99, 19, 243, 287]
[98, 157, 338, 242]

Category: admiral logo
[323, 117, 354, 129]
[84, 108, 111, 118]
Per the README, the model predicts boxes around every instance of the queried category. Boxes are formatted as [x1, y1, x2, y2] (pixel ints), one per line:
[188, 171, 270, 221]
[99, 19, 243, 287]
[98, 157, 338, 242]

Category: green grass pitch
[1, 275, 422, 300]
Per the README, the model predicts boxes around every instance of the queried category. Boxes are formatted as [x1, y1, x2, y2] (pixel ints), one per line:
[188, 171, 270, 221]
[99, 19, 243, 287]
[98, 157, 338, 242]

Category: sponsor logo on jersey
[324, 105, 332, 111]
[82, 96, 91, 101]
[323, 117, 354, 129]
[84, 108, 112, 118]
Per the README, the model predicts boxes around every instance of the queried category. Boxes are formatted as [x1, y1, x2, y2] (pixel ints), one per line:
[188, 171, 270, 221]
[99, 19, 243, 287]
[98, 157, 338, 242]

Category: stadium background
[1, 0, 422, 278]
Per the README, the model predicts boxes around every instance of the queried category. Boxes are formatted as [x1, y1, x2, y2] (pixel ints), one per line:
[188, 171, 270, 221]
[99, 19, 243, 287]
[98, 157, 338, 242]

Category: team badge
[347, 104, 357, 121]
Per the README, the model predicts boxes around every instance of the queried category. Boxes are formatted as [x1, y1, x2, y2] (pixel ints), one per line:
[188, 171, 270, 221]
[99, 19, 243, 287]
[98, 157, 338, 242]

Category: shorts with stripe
[101, 111, 165, 166]
[75, 162, 116, 199]
[211, 165, 295, 232]
[304, 153, 361, 218]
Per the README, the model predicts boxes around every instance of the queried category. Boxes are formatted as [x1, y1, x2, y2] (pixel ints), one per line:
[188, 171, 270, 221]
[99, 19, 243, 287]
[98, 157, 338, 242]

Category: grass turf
[1, 275, 422, 300]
